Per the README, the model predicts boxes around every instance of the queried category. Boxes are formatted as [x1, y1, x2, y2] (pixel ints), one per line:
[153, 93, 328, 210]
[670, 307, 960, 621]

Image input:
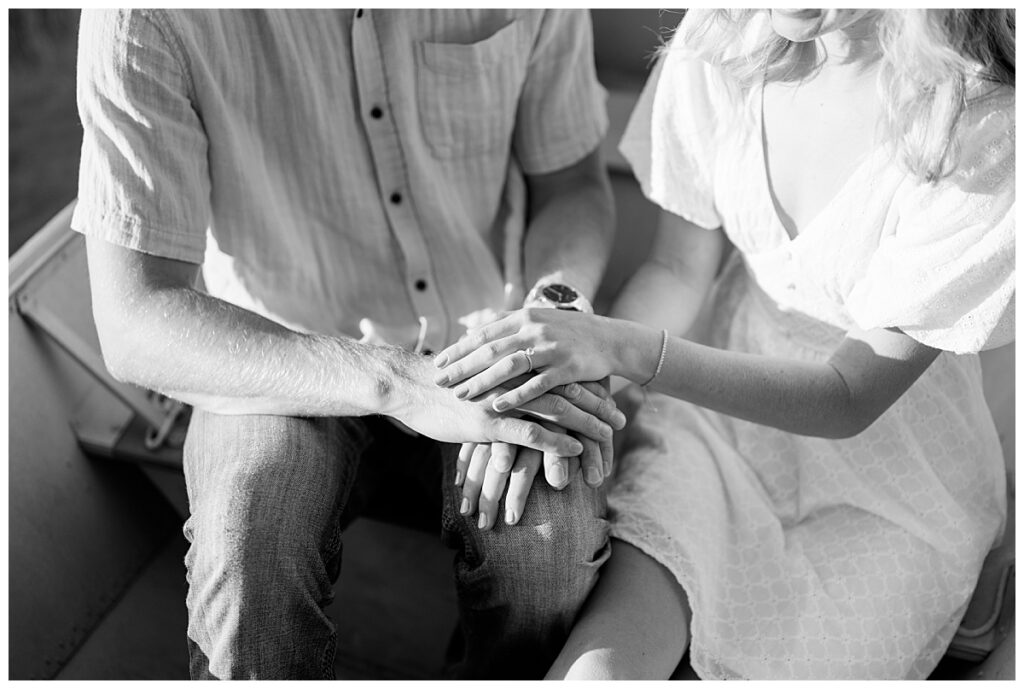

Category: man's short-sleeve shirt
[72, 9, 608, 350]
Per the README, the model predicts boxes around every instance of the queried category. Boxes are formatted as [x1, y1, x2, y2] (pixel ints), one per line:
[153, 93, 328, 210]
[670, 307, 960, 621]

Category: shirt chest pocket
[415, 20, 528, 159]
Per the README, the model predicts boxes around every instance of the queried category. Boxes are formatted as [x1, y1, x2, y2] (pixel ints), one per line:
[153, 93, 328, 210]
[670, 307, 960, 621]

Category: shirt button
[370, 106, 383, 119]
[414, 279, 428, 291]
[422, 348, 434, 357]
[390, 192, 403, 205]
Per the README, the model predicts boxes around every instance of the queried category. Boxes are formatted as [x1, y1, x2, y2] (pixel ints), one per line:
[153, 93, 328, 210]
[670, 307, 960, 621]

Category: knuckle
[486, 341, 503, 359]
[551, 395, 569, 416]
[533, 374, 551, 394]
[564, 382, 582, 401]
[523, 423, 542, 445]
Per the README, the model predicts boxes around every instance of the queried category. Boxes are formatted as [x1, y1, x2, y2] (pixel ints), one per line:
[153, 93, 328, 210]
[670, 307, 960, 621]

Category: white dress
[610, 26, 1015, 681]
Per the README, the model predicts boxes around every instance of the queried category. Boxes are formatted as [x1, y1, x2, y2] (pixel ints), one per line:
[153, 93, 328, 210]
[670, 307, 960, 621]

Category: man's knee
[479, 473, 610, 606]
[183, 411, 366, 573]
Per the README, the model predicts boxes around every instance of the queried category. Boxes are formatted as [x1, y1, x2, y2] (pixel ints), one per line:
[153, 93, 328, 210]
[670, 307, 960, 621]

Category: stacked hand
[364, 316, 622, 457]
[433, 308, 623, 529]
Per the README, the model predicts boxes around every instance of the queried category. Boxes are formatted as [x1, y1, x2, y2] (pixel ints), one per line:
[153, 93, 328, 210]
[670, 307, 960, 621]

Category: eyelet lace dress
[611, 27, 1014, 680]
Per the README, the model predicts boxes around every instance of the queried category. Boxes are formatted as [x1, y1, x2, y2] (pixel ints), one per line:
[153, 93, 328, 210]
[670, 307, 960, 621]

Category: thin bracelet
[642, 329, 669, 388]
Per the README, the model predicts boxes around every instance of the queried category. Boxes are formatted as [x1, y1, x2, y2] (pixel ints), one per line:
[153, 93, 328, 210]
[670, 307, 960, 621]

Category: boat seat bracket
[16, 292, 184, 451]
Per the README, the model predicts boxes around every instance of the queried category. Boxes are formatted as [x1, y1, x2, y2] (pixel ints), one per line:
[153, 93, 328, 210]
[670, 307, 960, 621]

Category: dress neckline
[754, 76, 884, 245]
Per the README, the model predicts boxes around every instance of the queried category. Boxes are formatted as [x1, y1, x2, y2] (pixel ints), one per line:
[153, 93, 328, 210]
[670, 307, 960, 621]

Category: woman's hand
[433, 308, 622, 412]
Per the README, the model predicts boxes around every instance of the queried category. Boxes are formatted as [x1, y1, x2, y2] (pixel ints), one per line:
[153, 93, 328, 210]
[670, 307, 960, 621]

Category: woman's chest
[760, 76, 883, 238]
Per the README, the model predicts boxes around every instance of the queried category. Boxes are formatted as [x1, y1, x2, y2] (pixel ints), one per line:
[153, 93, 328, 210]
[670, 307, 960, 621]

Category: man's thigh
[182, 410, 373, 558]
[342, 417, 447, 532]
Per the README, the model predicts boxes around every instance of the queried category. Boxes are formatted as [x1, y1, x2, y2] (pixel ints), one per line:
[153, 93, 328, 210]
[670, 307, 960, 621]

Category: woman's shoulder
[940, 82, 1015, 194]
[959, 82, 1014, 159]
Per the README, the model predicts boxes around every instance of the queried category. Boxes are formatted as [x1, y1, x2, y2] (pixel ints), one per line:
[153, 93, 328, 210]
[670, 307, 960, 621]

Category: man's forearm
[99, 282, 410, 418]
[523, 148, 614, 300]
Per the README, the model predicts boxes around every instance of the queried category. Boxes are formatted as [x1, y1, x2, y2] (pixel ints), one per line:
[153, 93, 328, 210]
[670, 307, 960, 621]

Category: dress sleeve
[71, 9, 211, 264]
[618, 35, 723, 230]
[845, 91, 1015, 354]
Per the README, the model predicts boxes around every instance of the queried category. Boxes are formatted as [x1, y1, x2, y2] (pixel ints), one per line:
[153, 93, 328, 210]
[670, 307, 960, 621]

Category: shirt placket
[351, 9, 448, 355]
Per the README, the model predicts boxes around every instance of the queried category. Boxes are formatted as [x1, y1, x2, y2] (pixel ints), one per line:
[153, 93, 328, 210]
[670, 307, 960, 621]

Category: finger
[477, 443, 515, 531]
[578, 435, 604, 488]
[460, 444, 491, 517]
[450, 348, 544, 401]
[542, 450, 568, 490]
[579, 379, 612, 398]
[503, 448, 542, 525]
[539, 422, 571, 491]
[455, 442, 476, 487]
[554, 382, 626, 430]
[580, 379, 617, 477]
[494, 417, 583, 457]
[600, 434, 615, 478]
[434, 336, 525, 388]
[517, 389, 613, 445]
[491, 371, 565, 413]
[433, 318, 519, 369]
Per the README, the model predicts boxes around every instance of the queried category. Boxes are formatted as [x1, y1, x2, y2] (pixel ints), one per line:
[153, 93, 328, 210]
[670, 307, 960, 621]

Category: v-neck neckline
[755, 76, 882, 245]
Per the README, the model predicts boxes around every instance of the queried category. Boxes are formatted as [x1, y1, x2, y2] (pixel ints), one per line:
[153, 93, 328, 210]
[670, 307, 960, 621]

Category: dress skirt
[607, 256, 1006, 680]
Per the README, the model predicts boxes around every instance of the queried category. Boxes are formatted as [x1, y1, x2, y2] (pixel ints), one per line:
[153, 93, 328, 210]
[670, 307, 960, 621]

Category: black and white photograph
[8, 6, 1015, 681]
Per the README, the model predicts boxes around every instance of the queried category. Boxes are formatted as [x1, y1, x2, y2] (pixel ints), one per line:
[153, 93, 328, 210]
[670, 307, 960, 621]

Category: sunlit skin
[769, 8, 877, 44]
[433, 9, 949, 678]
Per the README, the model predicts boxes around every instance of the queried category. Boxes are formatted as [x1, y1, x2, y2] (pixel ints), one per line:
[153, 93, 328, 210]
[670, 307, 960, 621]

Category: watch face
[542, 284, 579, 305]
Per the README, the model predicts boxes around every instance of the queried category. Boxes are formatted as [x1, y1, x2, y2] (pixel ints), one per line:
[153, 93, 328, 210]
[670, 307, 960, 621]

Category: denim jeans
[182, 410, 610, 679]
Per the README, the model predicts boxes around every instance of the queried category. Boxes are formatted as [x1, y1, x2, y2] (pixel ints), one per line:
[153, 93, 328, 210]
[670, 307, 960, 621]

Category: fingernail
[460, 497, 470, 515]
[455, 386, 468, 400]
[478, 512, 489, 529]
[571, 442, 584, 455]
[434, 373, 449, 386]
[601, 424, 613, 440]
[493, 399, 508, 411]
[604, 461, 613, 478]
[551, 464, 567, 487]
[586, 467, 602, 486]
[613, 411, 627, 428]
[454, 470, 463, 486]
[434, 353, 448, 367]
[505, 509, 516, 525]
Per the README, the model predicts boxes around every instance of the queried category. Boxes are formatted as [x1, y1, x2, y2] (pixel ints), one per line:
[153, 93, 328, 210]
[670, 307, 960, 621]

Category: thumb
[358, 318, 388, 345]
[503, 282, 525, 310]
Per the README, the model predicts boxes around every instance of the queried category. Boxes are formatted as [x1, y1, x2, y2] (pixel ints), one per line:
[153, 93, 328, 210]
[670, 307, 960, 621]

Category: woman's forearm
[613, 322, 864, 439]
[610, 213, 723, 336]
[609, 261, 707, 337]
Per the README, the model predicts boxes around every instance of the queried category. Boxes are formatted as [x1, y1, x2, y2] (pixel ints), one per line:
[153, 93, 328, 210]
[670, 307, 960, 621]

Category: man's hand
[389, 353, 622, 457]
[455, 379, 617, 531]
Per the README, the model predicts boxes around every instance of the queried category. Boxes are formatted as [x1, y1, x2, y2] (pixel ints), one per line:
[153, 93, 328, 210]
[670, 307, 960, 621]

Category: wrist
[614, 321, 665, 384]
[524, 281, 594, 314]
[366, 344, 426, 419]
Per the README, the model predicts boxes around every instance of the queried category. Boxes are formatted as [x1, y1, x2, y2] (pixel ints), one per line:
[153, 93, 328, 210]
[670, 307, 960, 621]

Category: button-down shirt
[72, 9, 607, 351]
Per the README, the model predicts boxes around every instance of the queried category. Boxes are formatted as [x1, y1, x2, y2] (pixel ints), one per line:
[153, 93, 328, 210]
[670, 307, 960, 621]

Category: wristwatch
[524, 282, 594, 314]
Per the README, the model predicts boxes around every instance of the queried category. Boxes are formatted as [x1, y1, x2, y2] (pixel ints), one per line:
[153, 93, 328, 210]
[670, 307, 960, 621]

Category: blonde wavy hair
[678, 9, 1015, 182]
